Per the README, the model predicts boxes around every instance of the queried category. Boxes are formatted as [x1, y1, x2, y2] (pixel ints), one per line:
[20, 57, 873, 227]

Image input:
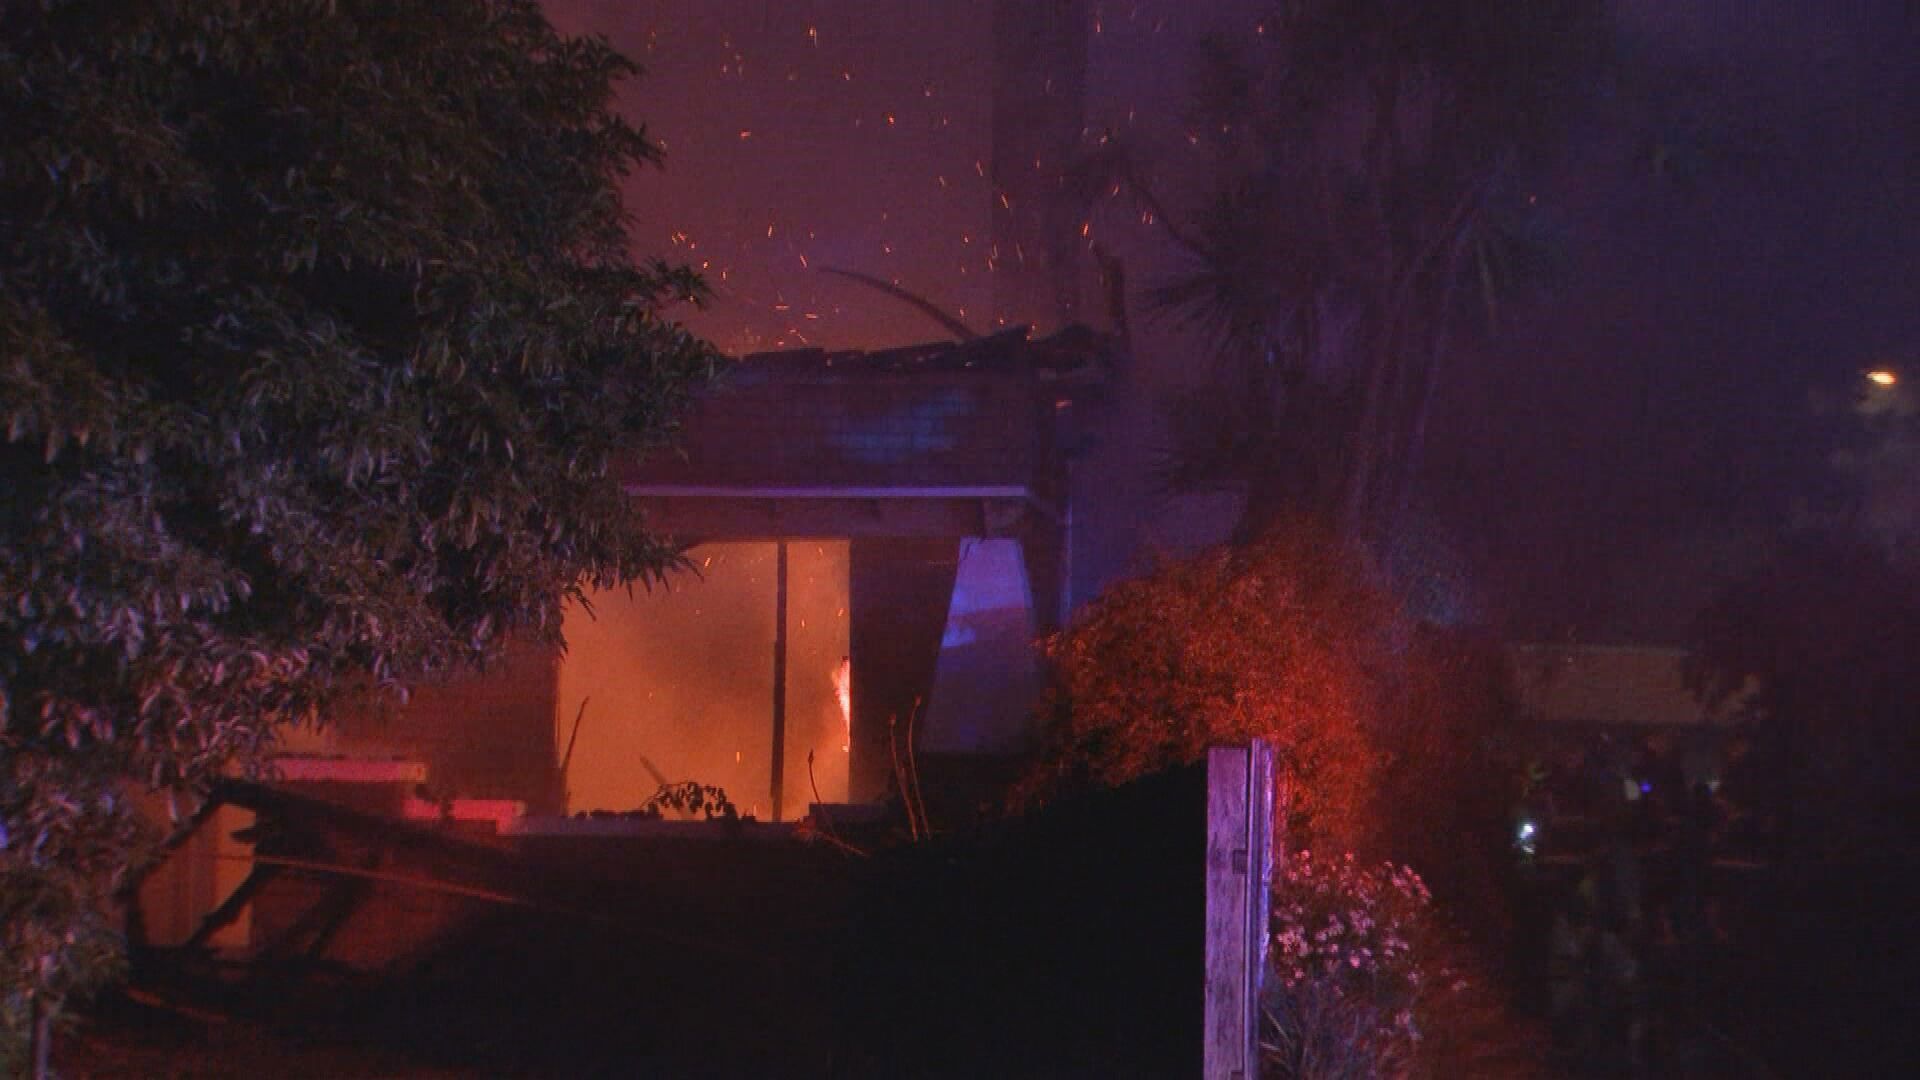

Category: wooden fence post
[1205, 740, 1276, 1079]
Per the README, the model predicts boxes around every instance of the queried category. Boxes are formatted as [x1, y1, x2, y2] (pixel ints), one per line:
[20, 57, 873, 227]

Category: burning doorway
[557, 541, 851, 821]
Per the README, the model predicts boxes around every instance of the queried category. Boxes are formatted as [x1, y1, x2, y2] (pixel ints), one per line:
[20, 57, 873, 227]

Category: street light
[1866, 369, 1898, 387]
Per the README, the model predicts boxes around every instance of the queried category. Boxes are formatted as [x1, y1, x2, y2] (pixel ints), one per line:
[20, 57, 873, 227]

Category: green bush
[1, 0, 716, 1059]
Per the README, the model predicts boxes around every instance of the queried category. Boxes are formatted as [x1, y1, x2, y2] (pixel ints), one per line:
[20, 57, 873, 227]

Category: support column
[848, 538, 962, 803]
[770, 540, 789, 821]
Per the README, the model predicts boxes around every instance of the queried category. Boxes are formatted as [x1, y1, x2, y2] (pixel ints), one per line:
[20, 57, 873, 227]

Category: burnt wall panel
[336, 641, 561, 812]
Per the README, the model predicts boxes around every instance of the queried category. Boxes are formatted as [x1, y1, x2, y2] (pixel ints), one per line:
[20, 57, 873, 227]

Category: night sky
[549, 0, 1920, 644]
[1442, 0, 1920, 639]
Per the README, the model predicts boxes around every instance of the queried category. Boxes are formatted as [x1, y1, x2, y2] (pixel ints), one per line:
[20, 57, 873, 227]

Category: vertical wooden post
[1250, 742, 1275, 992]
[1205, 741, 1277, 1079]
[770, 540, 788, 822]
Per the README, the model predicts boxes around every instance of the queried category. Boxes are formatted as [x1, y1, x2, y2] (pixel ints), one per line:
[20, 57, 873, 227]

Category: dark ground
[64, 766, 1208, 1079]
[58, 993, 464, 1079]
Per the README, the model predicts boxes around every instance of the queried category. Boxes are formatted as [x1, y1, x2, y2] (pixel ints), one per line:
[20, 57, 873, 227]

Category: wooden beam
[634, 494, 1048, 540]
[771, 540, 789, 822]
[183, 863, 282, 950]
[1204, 741, 1276, 1079]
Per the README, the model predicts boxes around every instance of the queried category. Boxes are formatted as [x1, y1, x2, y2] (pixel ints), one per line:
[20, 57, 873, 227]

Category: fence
[1205, 741, 1277, 1079]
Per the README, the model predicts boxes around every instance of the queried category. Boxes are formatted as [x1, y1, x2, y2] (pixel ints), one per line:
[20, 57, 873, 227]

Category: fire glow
[834, 655, 852, 752]
[558, 541, 850, 821]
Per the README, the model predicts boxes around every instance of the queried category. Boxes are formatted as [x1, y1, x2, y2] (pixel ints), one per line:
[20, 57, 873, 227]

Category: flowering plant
[1263, 851, 1436, 1076]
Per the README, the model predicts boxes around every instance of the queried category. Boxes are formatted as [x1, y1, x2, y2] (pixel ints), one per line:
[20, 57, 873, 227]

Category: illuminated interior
[557, 541, 850, 821]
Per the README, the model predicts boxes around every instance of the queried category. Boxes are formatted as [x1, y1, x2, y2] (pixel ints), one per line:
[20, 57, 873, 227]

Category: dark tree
[0, 0, 716, 1062]
[1686, 532, 1920, 861]
[1689, 371, 1920, 860]
[1092, 1, 1612, 541]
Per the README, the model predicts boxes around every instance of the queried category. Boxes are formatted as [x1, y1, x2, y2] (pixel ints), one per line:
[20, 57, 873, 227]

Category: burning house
[132, 0, 1129, 979]
[136, 325, 1112, 953]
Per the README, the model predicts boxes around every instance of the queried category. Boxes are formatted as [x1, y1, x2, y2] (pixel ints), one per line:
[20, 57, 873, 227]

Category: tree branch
[816, 267, 979, 342]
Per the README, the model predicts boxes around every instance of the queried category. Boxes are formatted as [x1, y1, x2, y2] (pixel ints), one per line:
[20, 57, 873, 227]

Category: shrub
[1262, 849, 1549, 1079]
[1023, 520, 1395, 853]
[1026, 519, 1522, 880]
[1263, 852, 1431, 1076]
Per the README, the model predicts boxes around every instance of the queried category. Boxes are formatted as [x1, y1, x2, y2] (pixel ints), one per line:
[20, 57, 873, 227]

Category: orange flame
[833, 656, 852, 752]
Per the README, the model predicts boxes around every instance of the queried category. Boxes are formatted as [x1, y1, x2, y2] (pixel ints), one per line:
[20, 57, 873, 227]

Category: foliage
[1024, 514, 1533, 1074]
[0, 0, 717, 1042]
[1027, 517, 1522, 877]
[1088, 1, 1613, 537]
[1822, 372, 1920, 569]
[1263, 852, 1543, 1080]
[1686, 530, 1920, 858]
[636, 781, 738, 822]
[1023, 520, 1395, 852]
[1266, 852, 1431, 1071]
[1691, 374, 1920, 859]
[2, 755, 137, 1072]
[1369, 625, 1525, 936]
